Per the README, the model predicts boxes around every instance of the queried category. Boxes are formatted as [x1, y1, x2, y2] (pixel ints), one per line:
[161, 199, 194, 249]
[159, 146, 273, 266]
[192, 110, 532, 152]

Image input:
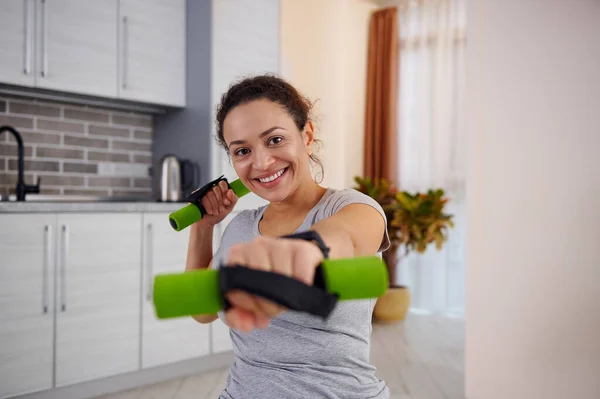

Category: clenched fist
[224, 235, 324, 332]
[191, 180, 238, 229]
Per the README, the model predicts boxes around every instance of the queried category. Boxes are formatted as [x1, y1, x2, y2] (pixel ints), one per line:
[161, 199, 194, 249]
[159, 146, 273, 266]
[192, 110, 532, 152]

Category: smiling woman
[215, 75, 325, 186]
[220, 98, 316, 204]
[185, 74, 393, 399]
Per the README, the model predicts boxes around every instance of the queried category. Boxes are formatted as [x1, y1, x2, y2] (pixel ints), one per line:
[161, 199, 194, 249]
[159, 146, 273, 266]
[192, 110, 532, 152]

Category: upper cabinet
[0, 0, 186, 107]
[0, 0, 36, 87]
[119, 0, 186, 107]
[35, 0, 118, 98]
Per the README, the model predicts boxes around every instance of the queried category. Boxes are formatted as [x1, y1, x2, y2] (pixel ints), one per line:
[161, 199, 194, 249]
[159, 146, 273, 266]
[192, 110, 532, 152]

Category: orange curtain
[364, 7, 398, 184]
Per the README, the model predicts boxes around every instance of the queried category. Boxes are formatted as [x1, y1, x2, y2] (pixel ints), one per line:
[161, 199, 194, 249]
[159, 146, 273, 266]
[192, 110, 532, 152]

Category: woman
[185, 75, 391, 399]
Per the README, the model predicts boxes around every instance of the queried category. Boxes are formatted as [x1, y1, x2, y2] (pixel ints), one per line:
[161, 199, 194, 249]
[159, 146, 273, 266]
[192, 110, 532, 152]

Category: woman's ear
[302, 121, 315, 155]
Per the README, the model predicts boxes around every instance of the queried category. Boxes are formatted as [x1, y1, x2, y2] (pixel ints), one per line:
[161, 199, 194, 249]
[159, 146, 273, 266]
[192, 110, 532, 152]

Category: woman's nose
[251, 148, 275, 170]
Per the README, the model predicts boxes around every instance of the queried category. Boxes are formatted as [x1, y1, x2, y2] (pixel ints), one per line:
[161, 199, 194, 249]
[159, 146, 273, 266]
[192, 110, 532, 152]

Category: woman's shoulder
[324, 186, 378, 200]
[314, 187, 391, 253]
[319, 187, 386, 216]
[221, 206, 262, 232]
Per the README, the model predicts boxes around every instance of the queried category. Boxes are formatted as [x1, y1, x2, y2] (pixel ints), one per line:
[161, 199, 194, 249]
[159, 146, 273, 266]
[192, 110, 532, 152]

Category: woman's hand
[224, 235, 324, 332]
[191, 180, 238, 229]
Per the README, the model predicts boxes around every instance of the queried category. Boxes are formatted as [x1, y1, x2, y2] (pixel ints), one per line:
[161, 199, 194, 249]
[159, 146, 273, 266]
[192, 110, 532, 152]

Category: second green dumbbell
[153, 255, 389, 320]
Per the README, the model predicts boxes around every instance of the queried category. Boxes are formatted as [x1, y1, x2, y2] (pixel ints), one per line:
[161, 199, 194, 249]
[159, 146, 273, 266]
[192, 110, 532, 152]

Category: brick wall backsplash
[0, 96, 154, 198]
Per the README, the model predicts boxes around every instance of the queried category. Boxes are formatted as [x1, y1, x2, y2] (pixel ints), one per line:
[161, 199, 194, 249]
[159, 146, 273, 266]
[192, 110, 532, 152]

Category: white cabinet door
[119, 0, 186, 106]
[140, 213, 210, 369]
[0, 0, 35, 87]
[0, 214, 55, 399]
[211, 0, 280, 212]
[54, 213, 141, 387]
[35, 0, 118, 98]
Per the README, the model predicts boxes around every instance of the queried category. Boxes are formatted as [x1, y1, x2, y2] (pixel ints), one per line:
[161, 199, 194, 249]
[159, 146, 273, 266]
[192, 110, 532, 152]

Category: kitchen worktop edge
[0, 201, 188, 213]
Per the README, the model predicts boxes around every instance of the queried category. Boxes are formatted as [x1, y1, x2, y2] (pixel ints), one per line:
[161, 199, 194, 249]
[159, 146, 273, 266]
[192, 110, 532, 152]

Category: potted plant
[353, 176, 454, 323]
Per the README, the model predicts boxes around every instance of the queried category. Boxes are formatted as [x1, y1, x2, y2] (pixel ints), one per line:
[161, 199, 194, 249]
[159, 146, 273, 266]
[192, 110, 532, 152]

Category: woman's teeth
[258, 168, 286, 183]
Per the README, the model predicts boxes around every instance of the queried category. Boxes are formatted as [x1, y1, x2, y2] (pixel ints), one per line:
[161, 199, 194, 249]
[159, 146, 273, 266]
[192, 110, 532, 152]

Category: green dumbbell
[152, 255, 389, 320]
[168, 176, 250, 232]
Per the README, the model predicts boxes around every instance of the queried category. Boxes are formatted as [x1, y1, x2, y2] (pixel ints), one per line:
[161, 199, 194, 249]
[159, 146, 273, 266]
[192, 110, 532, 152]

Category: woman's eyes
[232, 136, 283, 157]
[268, 136, 283, 145]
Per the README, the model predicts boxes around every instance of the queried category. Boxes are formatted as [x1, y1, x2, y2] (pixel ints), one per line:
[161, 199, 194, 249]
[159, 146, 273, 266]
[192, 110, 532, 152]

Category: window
[396, 0, 467, 314]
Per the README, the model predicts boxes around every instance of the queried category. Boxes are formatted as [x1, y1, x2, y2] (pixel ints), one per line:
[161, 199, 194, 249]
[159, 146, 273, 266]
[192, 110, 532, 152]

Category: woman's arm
[185, 179, 238, 272]
[221, 203, 386, 332]
[309, 203, 386, 259]
[185, 224, 219, 323]
[185, 223, 214, 271]
[184, 181, 238, 324]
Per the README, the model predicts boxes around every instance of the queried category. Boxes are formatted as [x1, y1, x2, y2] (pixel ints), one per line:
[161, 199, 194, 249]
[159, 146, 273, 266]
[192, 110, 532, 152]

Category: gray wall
[152, 0, 212, 199]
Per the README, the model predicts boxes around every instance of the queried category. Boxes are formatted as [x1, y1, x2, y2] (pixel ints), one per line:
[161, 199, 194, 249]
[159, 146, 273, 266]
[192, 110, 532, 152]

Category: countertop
[0, 194, 187, 213]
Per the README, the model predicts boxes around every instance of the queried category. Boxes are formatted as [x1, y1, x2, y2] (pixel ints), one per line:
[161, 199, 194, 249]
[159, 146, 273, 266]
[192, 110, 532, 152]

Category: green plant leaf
[353, 175, 455, 262]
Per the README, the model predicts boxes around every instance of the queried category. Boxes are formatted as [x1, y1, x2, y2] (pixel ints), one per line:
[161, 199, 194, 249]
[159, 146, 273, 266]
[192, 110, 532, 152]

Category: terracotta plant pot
[373, 285, 411, 323]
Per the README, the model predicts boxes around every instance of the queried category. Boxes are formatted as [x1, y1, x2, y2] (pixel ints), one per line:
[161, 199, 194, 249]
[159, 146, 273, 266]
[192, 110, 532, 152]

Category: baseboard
[14, 352, 234, 399]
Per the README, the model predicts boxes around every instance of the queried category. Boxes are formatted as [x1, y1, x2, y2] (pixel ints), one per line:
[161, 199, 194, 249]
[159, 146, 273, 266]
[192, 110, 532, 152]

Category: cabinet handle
[60, 224, 68, 312]
[23, 0, 32, 75]
[122, 16, 128, 89]
[40, 0, 48, 77]
[43, 224, 51, 314]
[146, 223, 153, 302]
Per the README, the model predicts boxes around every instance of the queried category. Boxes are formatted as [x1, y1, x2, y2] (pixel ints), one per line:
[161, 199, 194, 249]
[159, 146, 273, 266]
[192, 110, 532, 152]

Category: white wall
[210, 0, 279, 211]
[465, 1, 600, 398]
[280, 0, 377, 189]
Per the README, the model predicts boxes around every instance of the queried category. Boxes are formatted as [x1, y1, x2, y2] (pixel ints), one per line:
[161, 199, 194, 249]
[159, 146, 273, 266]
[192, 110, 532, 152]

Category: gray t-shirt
[211, 187, 391, 399]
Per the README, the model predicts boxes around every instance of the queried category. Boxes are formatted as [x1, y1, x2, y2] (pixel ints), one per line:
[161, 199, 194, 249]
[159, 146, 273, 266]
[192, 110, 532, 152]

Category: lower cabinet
[54, 213, 142, 387]
[0, 214, 55, 398]
[140, 213, 210, 369]
[0, 210, 230, 399]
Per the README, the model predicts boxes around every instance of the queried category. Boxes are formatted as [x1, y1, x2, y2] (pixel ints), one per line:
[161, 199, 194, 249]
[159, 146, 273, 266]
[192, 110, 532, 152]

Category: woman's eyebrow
[228, 126, 286, 146]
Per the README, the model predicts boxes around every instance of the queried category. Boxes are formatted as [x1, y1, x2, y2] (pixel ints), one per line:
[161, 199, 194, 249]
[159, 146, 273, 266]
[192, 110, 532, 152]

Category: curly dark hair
[215, 74, 324, 182]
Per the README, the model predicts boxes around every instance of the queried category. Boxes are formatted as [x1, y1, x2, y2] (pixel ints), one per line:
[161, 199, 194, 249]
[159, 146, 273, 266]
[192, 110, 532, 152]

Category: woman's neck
[264, 178, 327, 221]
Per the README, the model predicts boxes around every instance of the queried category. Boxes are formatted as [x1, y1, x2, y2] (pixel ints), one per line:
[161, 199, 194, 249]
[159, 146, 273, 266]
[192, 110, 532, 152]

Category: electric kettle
[159, 154, 199, 202]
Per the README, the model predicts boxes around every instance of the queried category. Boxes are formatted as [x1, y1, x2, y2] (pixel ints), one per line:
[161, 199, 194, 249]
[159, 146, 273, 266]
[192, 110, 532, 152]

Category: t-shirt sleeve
[320, 188, 391, 253]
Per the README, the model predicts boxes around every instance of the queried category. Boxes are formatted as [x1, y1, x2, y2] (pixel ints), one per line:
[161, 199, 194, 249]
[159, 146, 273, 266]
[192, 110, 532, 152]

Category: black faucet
[0, 125, 40, 201]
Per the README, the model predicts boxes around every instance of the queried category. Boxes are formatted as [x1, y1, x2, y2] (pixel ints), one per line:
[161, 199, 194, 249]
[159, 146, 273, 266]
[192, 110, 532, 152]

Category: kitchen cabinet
[0, 209, 230, 398]
[140, 212, 210, 369]
[0, 0, 185, 107]
[140, 211, 234, 359]
[53, 213, 141, 387]
[0, 0, 36, 87]
[0, 214, 55, 399]
[0, 213, 141, 395]
[210, 0, 280, 212]
[118, 0, 186, 107]
[35, 0, 118, 98]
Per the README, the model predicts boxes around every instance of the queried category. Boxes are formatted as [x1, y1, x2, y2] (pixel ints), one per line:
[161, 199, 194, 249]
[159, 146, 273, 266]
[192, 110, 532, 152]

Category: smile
[256, 168, 287, 183]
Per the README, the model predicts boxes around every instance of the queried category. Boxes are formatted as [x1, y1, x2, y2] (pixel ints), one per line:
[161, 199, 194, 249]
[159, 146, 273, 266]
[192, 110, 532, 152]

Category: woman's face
[223, 99, 314, 203]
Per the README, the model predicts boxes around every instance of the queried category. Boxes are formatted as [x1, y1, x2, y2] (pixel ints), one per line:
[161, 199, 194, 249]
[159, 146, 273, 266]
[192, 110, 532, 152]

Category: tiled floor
[97, 312, 465, 399]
